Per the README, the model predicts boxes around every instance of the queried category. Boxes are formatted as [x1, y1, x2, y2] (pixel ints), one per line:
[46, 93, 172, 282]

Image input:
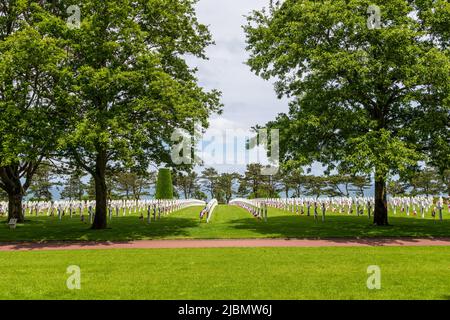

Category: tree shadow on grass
[0, 216, 200, 245]
[228, 214, 450, 240]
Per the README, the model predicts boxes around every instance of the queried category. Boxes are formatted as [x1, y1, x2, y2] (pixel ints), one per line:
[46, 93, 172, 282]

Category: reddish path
[1, 238, 450, 251]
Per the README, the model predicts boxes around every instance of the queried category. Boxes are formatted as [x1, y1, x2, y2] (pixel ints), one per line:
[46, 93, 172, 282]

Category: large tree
[59, 0, 221, 229]
[245, 0, 450, 225]
[0, 2, 67, 222]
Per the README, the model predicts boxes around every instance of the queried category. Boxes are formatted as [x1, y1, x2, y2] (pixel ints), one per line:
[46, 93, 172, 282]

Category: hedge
[155, 168, 174, 200]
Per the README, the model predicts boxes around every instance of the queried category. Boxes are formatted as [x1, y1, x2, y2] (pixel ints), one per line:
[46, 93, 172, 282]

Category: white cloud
[188, 0, 290, 174]
[188, 0, 289, 130]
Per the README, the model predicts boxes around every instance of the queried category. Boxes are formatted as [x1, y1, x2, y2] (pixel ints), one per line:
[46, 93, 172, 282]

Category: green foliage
[113, 171, 155, 200]
[239, 164, 280, 198]
[39, 0, 222, 228]
[192, 190, 207, 201]
[245, 0, 450, 224]
[244, 0, 450, 181]
[61, 169, 87, 201]
[401, 166, 447, 196]
[200, 167, 219, 198]
[349, 175, 372, 197]
[387, 179, 408, 197]
[216, 173, 239, 203]
[273, 167, 372, 198]
[0, 3, 69, 219]
[155, 168, 174, 200]
[173, 170, 198, 199]
[274, 168, 305, 198]
[321, 175, 355, 198]
[198, 168, 240, 203]
[26, 162, 55, 201]
[0, 3, 68, 165]
[301, 176, 328, 199]
[59, 0, 222, 175]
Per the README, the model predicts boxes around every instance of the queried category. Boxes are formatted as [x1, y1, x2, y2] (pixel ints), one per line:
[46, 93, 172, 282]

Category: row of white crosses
[0, 200, 95, 222]
[390, 196, 446, 220]
[138, 199, 206, 224]
[0, 199, 206, 224]
[261, 197, 373, 219]
[229, 198, 269, 222]
[257, 198, 337, 222]
[257, 196, 447, 221]
[21, 200, 95, 218]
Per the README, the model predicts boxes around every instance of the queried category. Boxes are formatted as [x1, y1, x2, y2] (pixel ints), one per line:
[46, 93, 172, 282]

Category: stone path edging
[1, 237, 450, 251]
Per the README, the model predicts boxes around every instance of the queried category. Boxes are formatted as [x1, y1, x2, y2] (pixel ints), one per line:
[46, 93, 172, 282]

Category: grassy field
[1, 206, 449, 300]
[0, 205, 449, 241]
[0, 246, 449, 300]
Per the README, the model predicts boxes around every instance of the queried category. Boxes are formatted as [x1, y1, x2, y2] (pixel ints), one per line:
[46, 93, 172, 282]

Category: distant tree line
[172, 164, 450, 204]
[23, 162, 156, 202]
[3, 163, 447, 204]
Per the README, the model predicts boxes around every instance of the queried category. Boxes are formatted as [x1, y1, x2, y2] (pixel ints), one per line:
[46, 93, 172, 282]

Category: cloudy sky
[187, 0, 290, 174]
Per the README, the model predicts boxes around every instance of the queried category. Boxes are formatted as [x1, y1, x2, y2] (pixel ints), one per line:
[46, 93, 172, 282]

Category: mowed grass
[0, 205, 449, 242]
[0, 246, 449, 300]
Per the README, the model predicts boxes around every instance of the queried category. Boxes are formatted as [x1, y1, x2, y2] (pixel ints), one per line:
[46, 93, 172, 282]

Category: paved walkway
[1, 238, 450, 251]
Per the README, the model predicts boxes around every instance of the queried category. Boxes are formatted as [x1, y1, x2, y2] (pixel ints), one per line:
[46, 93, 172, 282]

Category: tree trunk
[8, 191, 24, 223]
[92, 150, 108, 230]
[374, 171, 389, 226]
[0, 166, 25, 223]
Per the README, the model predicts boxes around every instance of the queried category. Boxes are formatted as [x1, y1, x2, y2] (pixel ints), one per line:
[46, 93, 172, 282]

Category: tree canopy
[0, 2, 68, 221]
[55, 0, 221, 228]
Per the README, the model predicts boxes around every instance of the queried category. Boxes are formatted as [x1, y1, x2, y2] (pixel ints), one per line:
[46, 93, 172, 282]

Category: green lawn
[0, 205, 449, 241]
[0, 246, 449, 300]
[1, 206, 449, 300]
